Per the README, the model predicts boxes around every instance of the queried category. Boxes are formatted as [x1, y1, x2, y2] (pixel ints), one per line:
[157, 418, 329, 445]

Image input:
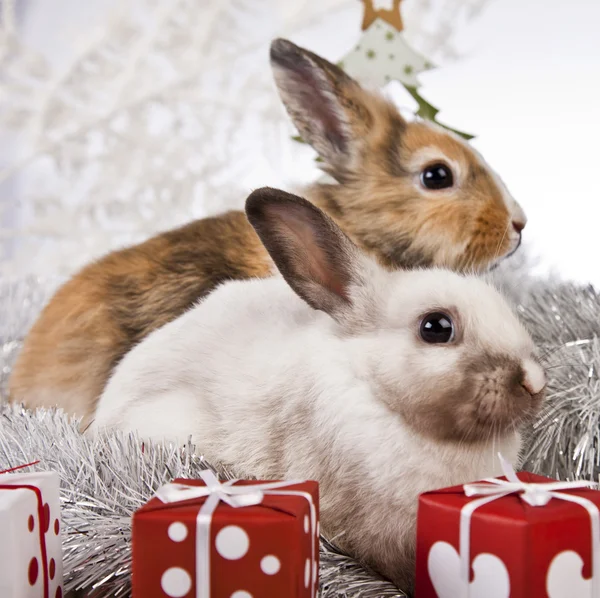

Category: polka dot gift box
[415, 455, 600, 598]
[0, 467, 63, 598]
[132, 470, 319, 598]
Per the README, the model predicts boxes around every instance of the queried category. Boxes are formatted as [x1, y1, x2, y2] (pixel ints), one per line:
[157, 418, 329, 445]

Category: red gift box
[415, 456, 600, 598]
[132, 471, 319, 598]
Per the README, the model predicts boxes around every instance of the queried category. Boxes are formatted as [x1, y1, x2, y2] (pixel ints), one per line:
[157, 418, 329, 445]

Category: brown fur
[9, 212, 271, 427]
[9, 39, 524, 428]
[246, 188, 362, 316]
[312, 105, 516, 272]
[395, 352, 545, 444]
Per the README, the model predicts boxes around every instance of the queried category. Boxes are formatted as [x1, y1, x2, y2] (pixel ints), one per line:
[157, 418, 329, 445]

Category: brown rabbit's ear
[270, 38, 374, 177]
[246, 187, 368, 318]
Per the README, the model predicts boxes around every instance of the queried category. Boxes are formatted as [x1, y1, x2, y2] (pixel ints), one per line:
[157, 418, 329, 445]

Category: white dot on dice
[304, 515, 309, 533]
[230, 591, 253, 598]
[260, 555, 281, 575]
[304, 558, 310, 588]
[161, 567, 192, 597]
[216, 525, 250, 560]
[168, 522, 188, 542]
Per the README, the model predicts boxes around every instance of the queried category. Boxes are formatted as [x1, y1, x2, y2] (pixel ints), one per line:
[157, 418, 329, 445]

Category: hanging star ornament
[361, 0, 404, 32]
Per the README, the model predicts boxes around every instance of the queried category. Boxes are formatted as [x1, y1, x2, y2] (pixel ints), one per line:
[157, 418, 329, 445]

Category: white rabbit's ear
[246, 187, 368, 319]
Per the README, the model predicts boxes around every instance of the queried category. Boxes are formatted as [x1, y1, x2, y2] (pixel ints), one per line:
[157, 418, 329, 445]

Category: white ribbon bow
[464, 453, 596, 506]
[456, 453, 599, 598]
[153, 470, 318, 598]
[155, 469, 304, 509]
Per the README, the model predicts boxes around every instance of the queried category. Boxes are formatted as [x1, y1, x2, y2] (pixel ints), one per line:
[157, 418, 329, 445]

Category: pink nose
[512, 220, 525, 233]
[521, 361, 546, 396]
[521, 379, 537, 396]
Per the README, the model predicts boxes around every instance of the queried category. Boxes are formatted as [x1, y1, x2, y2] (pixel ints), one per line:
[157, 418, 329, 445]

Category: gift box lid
[419, 472, 600, 526]
[136, 477, 319, 522]
[0, 471, 59, 487]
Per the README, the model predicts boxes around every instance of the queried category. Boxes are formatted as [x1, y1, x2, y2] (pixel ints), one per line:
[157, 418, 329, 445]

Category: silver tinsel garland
[517, 283, 600, 479]
[0, 276, 406, 596]
[1, 264, 599, 597]
[0, 404, 405, 598]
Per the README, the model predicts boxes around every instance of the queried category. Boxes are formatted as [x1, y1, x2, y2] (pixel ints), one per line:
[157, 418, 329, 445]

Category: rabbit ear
[246, 187, 368, 318]
[270, 38, 378, 178]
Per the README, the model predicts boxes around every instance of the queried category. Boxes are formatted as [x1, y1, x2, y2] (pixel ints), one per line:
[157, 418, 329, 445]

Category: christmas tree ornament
[340, 19, 432, 89]
[0, 0, 490, 279]
[339, 0, 474, 139]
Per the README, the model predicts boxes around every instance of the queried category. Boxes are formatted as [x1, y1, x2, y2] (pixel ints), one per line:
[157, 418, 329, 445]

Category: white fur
[91, 256, 543, 587]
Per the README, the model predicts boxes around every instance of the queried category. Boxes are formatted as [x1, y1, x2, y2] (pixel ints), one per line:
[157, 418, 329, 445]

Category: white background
[293, 0, 600, 285]
[421, 0, 600, 285]
[3, 0, 600, 286]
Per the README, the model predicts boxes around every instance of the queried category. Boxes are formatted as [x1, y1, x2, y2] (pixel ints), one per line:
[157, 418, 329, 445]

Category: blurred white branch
[1, 0, 16, 36]
[0, 0, 489, 277]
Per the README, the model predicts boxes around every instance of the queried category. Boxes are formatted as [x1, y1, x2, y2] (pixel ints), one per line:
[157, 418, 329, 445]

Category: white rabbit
[90, 187, 546, 591]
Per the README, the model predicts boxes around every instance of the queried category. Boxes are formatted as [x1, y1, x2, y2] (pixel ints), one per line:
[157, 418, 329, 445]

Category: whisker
[492, 219, 512, 265]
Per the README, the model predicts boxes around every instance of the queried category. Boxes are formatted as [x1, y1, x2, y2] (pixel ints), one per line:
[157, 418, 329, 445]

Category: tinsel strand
[2, 265, 600, 595]
[0, 403, 406, 597]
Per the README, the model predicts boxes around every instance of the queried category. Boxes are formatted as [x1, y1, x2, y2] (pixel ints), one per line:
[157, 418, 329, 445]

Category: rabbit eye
[420, 312, 454, 344]
[421, 163, 454, 190]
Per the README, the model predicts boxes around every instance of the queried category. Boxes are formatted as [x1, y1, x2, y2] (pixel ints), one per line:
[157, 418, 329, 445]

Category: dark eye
[421, 163, 454, 190]
[420, 312, 454, 344]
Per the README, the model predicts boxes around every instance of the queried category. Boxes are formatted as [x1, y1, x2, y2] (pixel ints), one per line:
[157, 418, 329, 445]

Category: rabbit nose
[521, 359, 546, 396]
[512, 219, 525, 233]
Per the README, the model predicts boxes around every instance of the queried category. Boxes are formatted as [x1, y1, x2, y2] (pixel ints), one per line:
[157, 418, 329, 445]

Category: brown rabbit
[8, 39, 527, 427]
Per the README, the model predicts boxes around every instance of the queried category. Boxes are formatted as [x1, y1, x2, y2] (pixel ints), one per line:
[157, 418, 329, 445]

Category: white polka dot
[313, 560, 318, 583]
[304, 558, 310, 588]
[168, 521, 188, 542]
[317, 522, 320, 536]
[260, 555, 281, 575]
[216, 525, 249, 560]
[230, 592, 252, 598]
[161, 567, 192, 597]
[304, 515, 309, 533]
